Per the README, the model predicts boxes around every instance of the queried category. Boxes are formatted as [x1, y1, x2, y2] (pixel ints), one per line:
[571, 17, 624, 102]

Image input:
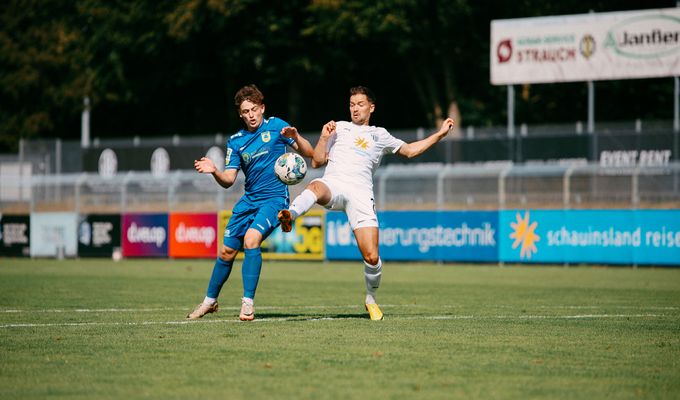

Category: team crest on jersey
[261, 131, 271, 143]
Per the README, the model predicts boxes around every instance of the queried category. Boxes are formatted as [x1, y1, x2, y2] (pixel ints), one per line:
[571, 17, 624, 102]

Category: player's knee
[219, 246, 237, 261]
[363, 252, 380, 266]
[243, 234, 261, 250]
[308, 181, 330, 205]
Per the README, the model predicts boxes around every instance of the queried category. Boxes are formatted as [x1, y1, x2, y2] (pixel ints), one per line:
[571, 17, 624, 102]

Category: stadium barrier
[5, 121, 677, 174]
[3, 209, 678, 265]
[327, 210, 680, 266]
[1, 162, 679, 265]
[0, 211, 323, 261]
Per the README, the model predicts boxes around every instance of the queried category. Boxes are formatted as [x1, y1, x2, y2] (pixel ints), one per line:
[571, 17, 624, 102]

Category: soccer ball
[274, 152, 307, 185]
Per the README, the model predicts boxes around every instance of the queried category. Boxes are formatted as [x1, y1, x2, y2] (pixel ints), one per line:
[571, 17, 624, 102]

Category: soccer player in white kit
[278, 86, 454, 320]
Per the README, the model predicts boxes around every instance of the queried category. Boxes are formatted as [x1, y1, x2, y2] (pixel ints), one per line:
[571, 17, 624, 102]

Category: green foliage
[0, 0, 676, 151]
[0, 259, 679, 399]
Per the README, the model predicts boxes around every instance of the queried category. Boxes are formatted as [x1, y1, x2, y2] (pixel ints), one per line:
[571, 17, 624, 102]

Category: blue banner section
[326, 211, 499, 261]
[499, 210, 680, 265]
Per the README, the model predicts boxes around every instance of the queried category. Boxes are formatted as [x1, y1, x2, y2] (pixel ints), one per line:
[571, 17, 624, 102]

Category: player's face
[239, 100, 265, 132]
[349, 94, 374, 126]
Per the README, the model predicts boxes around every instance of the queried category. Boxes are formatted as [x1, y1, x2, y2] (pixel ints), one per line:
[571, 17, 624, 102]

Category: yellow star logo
[354, 137, 369, 149]
[509, 211, 540, 259]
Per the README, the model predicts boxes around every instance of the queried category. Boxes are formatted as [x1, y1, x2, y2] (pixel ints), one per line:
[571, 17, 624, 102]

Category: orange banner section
[169, 213, 218, 258]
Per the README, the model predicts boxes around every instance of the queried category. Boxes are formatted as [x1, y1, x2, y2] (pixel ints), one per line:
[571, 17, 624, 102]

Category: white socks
[364, 258, 382, 304]
[203, 296, 217, 305]
[289, 189, 318, 219]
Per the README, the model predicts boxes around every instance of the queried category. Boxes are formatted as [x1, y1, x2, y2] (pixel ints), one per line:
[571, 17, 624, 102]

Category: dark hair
[349, 86, 376, 104]
[234, 84, 264, 108]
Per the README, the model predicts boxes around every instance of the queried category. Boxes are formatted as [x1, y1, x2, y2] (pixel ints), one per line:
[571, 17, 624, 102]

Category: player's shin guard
[289, 189, 318, 219]
[206, 257, 234, 299]
[364, 258, 382, 303]
[242, 248, 263, 299]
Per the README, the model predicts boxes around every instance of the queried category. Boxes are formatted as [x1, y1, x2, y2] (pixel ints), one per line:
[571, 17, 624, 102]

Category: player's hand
[281, 126, 299, 139]
[321, 120, 336, 139]
[438, 118, 455, 137]
[194, 157, 217, 174]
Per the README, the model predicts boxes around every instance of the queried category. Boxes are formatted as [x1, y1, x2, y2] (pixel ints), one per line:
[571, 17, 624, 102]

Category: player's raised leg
[278, 180, 332, 232]
[354, 226, 384, 321]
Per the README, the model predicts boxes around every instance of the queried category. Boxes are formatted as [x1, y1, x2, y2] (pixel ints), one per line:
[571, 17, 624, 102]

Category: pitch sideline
[0, 312, 670, 329]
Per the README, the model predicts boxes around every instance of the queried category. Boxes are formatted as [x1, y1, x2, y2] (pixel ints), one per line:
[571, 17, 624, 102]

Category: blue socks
[205, 248, 263, 300]
[206, 257, 233, 299]
[242, 248, 263, 299]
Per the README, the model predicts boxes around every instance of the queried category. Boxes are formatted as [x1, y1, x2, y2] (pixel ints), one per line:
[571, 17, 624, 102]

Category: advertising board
[326, 211, 499, 262]
[499, 209, 680, 265]
[122, 213, 168, 257]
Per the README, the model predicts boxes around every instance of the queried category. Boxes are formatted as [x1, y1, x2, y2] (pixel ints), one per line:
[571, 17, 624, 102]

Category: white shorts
[312, 177, 378, 230]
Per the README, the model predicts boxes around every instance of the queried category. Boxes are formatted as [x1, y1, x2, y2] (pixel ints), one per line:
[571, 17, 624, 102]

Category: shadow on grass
[255, 312, 368, 320]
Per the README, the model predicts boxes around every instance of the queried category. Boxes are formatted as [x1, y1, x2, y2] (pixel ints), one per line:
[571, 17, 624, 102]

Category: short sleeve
[379, 128, 406, 154]
[225, 140, 240, 170]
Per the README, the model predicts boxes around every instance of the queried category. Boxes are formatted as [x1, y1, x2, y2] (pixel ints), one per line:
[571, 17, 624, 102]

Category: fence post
[168, 171, 179, 211]
[499, 166, 511, 210]
[377, 167, 392, 211]
[631, 167, 640, 208]
[121, 172, 132, 213]
[436, 166, 448, 210]
[563, 164, 576, 209]
[75, 173, 86, 214]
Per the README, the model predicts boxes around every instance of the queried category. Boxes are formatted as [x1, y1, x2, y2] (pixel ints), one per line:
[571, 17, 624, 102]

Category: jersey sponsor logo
[251, 149, 269, 160]
[353, 137, 372, 157]
[242, 152, 252, 165]
[261, 131, 271, 143]
[354, 137, 369, 149]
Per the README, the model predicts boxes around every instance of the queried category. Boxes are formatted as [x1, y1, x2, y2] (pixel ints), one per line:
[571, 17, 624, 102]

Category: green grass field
[0, 259, 678, 399]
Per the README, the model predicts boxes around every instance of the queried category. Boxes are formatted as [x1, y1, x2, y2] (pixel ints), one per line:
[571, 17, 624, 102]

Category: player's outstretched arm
[311, 121, 336, 168]
[397, 118, 454, 159]
[281, 126, 315, 158]
[194, 157, 238, 188]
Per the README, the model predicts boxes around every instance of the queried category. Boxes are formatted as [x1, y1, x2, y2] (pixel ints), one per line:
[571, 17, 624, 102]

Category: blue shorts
[223, 199, 286, 251]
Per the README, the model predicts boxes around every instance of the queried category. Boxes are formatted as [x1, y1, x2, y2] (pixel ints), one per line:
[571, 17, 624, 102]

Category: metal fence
[2, 162, 679, 214]
[4, 119, 678, 175]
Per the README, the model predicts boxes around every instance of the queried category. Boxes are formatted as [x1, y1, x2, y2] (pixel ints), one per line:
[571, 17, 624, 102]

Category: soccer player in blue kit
[187, 84, 314, 321]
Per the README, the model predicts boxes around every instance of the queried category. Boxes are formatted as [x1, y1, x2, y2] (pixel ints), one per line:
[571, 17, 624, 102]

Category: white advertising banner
[30, 212, 78, 257]
[491, 8, 680, 85]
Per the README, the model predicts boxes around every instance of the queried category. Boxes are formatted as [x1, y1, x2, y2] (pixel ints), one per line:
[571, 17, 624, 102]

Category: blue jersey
[225, 116, 295, 204]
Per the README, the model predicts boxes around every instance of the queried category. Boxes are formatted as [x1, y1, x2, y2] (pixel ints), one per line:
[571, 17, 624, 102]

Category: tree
[304, 0, 480, 128]
[0, 1, 86, 151]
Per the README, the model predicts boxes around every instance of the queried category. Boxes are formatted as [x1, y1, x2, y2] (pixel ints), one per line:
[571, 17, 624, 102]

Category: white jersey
[323, 121, 405, 191]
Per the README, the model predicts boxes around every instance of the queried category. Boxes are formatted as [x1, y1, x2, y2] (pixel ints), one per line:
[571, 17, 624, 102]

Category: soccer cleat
[186, 302, 218, 320]
[239, 298, 255, 321]
[365, 303, 384, 321]
[277, 209, 293, 233]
